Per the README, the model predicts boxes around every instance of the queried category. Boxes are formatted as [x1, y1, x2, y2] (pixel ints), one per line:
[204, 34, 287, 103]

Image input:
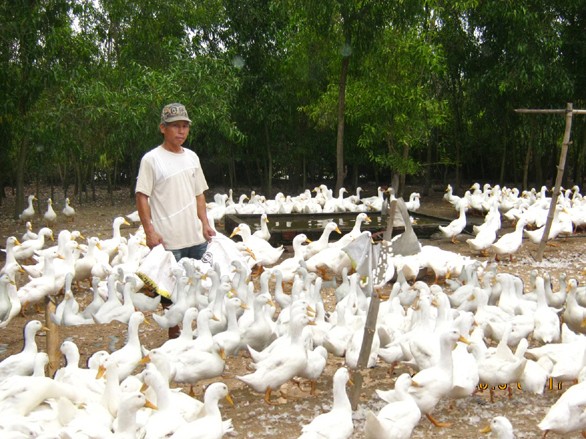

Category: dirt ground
[1, 184, 586, 438]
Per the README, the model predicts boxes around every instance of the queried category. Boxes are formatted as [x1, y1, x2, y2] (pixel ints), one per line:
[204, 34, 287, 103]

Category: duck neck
[332, 375, 351, 412]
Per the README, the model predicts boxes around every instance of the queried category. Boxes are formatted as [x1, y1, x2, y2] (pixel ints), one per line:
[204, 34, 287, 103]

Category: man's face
[160, 121, 190, 148]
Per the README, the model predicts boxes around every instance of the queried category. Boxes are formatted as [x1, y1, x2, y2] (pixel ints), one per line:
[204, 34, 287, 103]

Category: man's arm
[136, 192, 164, 249]
[196, 193, 216, 241]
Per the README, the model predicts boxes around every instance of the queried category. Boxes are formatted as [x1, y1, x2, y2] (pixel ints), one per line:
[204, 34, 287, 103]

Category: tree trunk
[15, 140, 28, 219]
[499, 138, 507, 184]
[128, 154, 137, 199]
[265, 124, 272, 197]
[423, 133, 433, 196]
[578, 123, 586, 185]
[335, 55, 350, 193]
[399, 142, 410, 197]
[229, 154, 236, 188]
[523, 142, 533, 190]
[302, 154, 306, 190]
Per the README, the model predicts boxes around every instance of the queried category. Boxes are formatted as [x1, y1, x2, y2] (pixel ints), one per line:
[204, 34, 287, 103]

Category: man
[136, 102, 215, 338]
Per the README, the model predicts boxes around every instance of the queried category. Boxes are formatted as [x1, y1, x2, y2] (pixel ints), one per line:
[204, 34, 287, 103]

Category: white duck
[72, 236, 102, 284]
[213, 296, 247, 357]
[538, 367, 586, 437]
[99, 216, 131, 261]
[365, 373, 421, 439]
[304, 233, 354, 278]
[1, 236, 22, 278]
[19, 194, 36, 223]
[51, 272, 87, 326]
[169, 382, 234, 439]
[480, 416, 515, 438]
[107, 311, 146, 381]
[0, 320, 45, 381]
[252, 213, 271, 241]
[12, 227, 53, 262]
[297, 367, 353, 439]
[466, 220, 498, 255]
[61, 197, 76, 222]
[523, 205, 573, 244]
[167, 341, 226, 390]
[444, 184, 467, 210]
[270, 233, 310, 282]
[139, 366, 189, 439]
[43, 198, 57, 226]
[405, 191, 421, 211]
[90, 272, 123, 321]
[532, 275, 561, 344]
[113, 391, 157, 439]
[377, 328, 465, 427]
[20, 221, 37, 242]
[0, 274, 20, 328]
[152, 275, 190, 329]
[330, 213, 371, 249]
[304, 221, 342, 259]
[157, 307, 199, 357]
[230, 222, 284, 267]
[562, 278, 586, 334]
[53, 340, 105, 397]
[185, 307, 219, 353]
[469, 324, 527, 402]
[296, 343, 328, 396]
[93, 275, 137, 325]
[438, 202, 467, 243]
[543, 272, 567, 309]
[489, 216, 527, 261]
[237, 313, 311, 404]
[17, 252, 62, 313]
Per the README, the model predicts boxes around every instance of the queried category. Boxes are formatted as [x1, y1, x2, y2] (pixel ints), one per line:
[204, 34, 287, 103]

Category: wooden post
[535, 103, 573, 261]
[45, 296, 60, 378]
[515, 104, 586, 261]
[349, 199, 396, 410]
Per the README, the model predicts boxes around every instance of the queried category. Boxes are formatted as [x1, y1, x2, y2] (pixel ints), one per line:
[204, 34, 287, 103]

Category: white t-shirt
[136, 145, 209, 250]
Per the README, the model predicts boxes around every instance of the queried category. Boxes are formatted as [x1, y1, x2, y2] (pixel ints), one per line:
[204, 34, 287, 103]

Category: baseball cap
[160, 103, 192, 124]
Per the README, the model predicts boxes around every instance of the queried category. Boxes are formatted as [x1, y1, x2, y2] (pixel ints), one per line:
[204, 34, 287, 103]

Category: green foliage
[1, 0, 585, 200]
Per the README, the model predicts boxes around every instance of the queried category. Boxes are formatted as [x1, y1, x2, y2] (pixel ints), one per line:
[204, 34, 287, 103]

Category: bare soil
[1, 184, 586, 438]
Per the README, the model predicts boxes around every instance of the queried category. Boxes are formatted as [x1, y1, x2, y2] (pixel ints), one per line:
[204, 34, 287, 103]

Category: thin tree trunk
[265, 124, 272, 197]
[15, 140, 28, 219]
[335, 55, 350, 193]
[399, 143, 409, 197]
[302, 154, 306, 190]
[523, 142, 533, 190]
[578, 123, 586, 185]
[423, 133, 433, 196]
[499, 139, 507, 183]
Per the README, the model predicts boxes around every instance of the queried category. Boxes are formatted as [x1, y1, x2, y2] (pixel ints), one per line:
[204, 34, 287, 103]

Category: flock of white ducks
[443, 182, 584, 260]
[18, 195, 76, 225]
[0, 182, 585, 437]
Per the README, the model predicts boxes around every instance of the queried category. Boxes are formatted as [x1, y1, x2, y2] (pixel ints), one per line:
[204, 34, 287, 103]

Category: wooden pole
[535, 103, 573, 261]
[515, 103, 585, 262]
[349, 199, 396, 410]
[45, 296, 60, 378]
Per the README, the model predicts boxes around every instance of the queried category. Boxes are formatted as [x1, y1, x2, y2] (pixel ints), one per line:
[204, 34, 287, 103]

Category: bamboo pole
[349, 199, 397, 410]
[535, 103, 573, 261]
[515, 103, 586, 261]
[45, 296, 60, 378]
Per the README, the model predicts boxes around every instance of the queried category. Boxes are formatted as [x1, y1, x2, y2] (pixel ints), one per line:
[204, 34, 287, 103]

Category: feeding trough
[222, 209, 456, 246]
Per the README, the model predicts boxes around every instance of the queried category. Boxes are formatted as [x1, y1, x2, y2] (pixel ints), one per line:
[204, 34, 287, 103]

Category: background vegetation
[1, 0, 585, 216]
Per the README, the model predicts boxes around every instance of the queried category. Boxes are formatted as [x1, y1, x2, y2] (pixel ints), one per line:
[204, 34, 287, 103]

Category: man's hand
[203, 224, 216, 242]
[145, 230, 164, 249]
